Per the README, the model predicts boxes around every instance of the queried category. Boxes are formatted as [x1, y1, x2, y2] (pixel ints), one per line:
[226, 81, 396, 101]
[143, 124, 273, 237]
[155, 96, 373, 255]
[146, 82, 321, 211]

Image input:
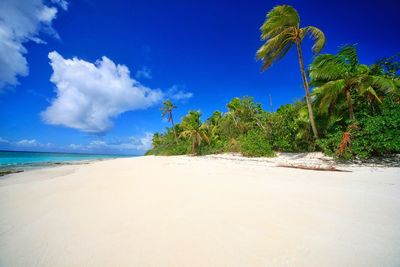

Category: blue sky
[0, 0, 399, 154]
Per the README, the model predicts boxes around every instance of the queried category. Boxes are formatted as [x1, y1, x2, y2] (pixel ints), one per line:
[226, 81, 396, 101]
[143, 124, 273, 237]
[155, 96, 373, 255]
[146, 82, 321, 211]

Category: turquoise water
[0, 150, 132, 170]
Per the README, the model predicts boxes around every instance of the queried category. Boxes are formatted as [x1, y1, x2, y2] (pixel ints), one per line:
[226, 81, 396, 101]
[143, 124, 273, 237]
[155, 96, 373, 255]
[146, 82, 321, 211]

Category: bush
[269, 103, 313, 152]
[351, 100, 400, 158]
[146, 139, 192, 156]
[316, 128, 343, 157]
[239, 129, 275, 157]
[197, 139, 227, 155]
[224, 138, 241, 153]
[317, 99, 400, 159]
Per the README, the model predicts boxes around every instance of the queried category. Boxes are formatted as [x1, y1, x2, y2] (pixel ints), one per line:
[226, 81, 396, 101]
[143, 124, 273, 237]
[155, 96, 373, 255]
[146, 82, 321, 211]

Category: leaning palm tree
[309, 45, 399, 120]
[179, 111, 210, 154]
[161, 100, 177, 139]
[256, 5, 325, 139]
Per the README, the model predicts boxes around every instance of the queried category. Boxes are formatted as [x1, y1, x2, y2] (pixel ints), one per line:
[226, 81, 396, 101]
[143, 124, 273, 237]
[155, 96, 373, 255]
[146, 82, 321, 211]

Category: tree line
[146, 5, 399, 159]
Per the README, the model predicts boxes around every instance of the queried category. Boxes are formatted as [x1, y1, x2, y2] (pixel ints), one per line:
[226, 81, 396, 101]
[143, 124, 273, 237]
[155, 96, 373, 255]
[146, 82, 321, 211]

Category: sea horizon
[0, 150, 136, 171]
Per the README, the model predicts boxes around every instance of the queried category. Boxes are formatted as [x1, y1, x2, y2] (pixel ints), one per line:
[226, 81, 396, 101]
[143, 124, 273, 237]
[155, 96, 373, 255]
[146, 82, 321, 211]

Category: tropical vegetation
[146, 5, 400, 160]
[256, 5, 325, 139]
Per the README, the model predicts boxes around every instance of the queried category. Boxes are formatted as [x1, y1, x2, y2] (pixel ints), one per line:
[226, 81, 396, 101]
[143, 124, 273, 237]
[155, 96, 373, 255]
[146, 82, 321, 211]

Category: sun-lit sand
[1, 155, 399, 267]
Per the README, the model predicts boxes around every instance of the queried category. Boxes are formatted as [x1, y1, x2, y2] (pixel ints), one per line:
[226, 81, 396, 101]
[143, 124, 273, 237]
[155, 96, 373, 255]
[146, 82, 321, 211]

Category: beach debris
[0, 169, 24, 176]
[277, 163, 351, 172]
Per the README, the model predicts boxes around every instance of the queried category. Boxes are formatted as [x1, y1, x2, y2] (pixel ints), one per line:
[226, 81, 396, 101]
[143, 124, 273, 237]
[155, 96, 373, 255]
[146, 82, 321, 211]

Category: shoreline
[0, 156, 134, 177]
[1, 152, 399, 178]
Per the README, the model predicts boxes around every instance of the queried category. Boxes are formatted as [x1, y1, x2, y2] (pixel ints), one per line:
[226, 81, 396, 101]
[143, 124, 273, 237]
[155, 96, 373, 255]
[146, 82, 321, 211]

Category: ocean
[0, 150, 132, 171]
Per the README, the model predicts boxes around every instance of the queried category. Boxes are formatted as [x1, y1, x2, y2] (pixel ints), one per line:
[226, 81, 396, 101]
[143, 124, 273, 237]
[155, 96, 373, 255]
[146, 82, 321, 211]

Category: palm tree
[179, 111, 210, 154]
[256, 5, 325, 139]
[161, 100, 177, 139]
[206, 111, 222, 141]
[309, 45, 398, 120]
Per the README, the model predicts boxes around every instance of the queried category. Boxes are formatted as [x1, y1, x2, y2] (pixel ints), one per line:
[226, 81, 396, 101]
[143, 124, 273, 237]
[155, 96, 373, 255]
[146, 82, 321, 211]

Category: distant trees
[179, 111, 210, 154]
[256, 5, 326, 139]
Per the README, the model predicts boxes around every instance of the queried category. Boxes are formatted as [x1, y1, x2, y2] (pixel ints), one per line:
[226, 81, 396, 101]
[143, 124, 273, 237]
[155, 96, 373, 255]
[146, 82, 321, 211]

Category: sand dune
[1, 155, 399, 266]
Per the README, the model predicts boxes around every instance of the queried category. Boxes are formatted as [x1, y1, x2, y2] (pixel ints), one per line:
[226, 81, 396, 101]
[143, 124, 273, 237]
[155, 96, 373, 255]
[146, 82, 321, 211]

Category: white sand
[0, 155, 399, 267]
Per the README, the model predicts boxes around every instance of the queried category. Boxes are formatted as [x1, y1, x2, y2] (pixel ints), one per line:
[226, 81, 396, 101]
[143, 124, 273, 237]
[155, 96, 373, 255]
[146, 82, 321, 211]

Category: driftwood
[0, 169, 24, 176]
[277, 164, 351, 172]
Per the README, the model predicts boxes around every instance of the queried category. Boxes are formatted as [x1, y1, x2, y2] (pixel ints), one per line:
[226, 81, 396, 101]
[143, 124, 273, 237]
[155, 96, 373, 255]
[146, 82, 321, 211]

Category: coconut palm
[161, 100, 177, 139]
[206, 111, 223, 141]
[309, 45, 399, 120]
[179, 111, 210, 154]
[256, 5, 325, 139]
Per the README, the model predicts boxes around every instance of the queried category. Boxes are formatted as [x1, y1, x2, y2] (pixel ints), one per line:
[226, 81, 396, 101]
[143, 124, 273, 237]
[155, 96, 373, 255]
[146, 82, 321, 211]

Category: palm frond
[256, 29, 294, 71]
[370, 75, 399, 95]
[338, 45, 359, 69]
[260, 5, 300, 39]
[313, 80, 345, 115]
[302, 26, 326, 54]
[360, 86, 382, 103]
[309, 54, 348, 82]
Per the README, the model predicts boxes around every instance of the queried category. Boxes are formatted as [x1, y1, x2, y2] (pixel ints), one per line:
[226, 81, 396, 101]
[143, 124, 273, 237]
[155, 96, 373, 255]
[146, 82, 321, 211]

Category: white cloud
[0, 0, 67, 90]
[135, 66, 152, 79]
[68, 133, 153, 154]
[129, 132, 153, 152]
[51, 0, 68, 10]
[0, 137, 10, 143]
[68, 143, 83, 150]
[41, 52, 163, 133]
[167, 85, 193, 101]
[16, 139, 40, 147]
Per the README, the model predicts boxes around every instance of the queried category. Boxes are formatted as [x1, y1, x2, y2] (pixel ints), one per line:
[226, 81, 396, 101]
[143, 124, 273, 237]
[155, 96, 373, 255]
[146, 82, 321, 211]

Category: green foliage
[150, 5, 398, 160]
[269, 104, 307, 151]
[179, 111, 210, 154]
[256, 4, 325, 140]
[316, 129, 343, 157]
[160, 99, 178, 139]
[352, 100, 400, 158]
[256, 5, 325, 70]
[239, 129, 274, 157]
[147, 46, 399, 160]
[317, 99, 400, 159]
[371, 54, 400, 78]
[225, 138, 241, 153]
[310, 45, 398, 122]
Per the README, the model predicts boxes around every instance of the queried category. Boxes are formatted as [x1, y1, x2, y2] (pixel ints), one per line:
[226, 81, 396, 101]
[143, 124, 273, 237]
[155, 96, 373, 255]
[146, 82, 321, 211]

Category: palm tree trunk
[295, 41, 319, 139]
[345, 88, 355, 120]
[170, 111, 178, 140]
[191, 138, 195, 155]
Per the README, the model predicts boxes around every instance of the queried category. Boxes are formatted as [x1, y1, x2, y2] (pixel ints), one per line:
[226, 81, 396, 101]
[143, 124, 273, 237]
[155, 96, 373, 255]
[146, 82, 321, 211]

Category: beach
[0, 155, 399, 267]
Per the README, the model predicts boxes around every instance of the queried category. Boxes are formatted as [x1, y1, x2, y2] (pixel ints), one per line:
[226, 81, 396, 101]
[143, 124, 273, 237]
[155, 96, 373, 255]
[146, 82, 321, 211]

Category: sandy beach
[1, 155, 399, 267]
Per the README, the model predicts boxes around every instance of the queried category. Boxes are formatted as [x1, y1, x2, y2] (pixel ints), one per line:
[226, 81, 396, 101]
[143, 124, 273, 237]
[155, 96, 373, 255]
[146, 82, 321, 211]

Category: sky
[0, 0, 399, 155]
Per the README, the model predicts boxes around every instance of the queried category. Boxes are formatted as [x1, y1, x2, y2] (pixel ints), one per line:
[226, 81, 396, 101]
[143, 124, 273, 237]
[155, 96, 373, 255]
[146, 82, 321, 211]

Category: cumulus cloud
[166, 85, 193, 101]
[0, 138, 52, 150]
[0, 137, 10, 143]
[69, 133, 153, 154]
[0, 0, 67, 90]
[41, 52, 163, 133]
[16, 139, 40, 147]
[51, 0, 68, 10]
[135, 66, 152, 79]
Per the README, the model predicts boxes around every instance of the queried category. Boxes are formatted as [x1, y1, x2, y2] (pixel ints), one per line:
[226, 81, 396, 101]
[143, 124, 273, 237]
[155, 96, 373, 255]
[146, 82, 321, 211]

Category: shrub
[197, 139, 227, 155]
[317, 99, 400, 159]
[225, 138, 241, 153]
[239, 129, 274, 157]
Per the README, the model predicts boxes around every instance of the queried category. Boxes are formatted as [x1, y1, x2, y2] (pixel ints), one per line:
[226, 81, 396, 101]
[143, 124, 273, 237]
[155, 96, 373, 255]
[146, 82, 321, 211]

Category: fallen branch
[277, 164, 351, 172]
[0, 169, 24, 176]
